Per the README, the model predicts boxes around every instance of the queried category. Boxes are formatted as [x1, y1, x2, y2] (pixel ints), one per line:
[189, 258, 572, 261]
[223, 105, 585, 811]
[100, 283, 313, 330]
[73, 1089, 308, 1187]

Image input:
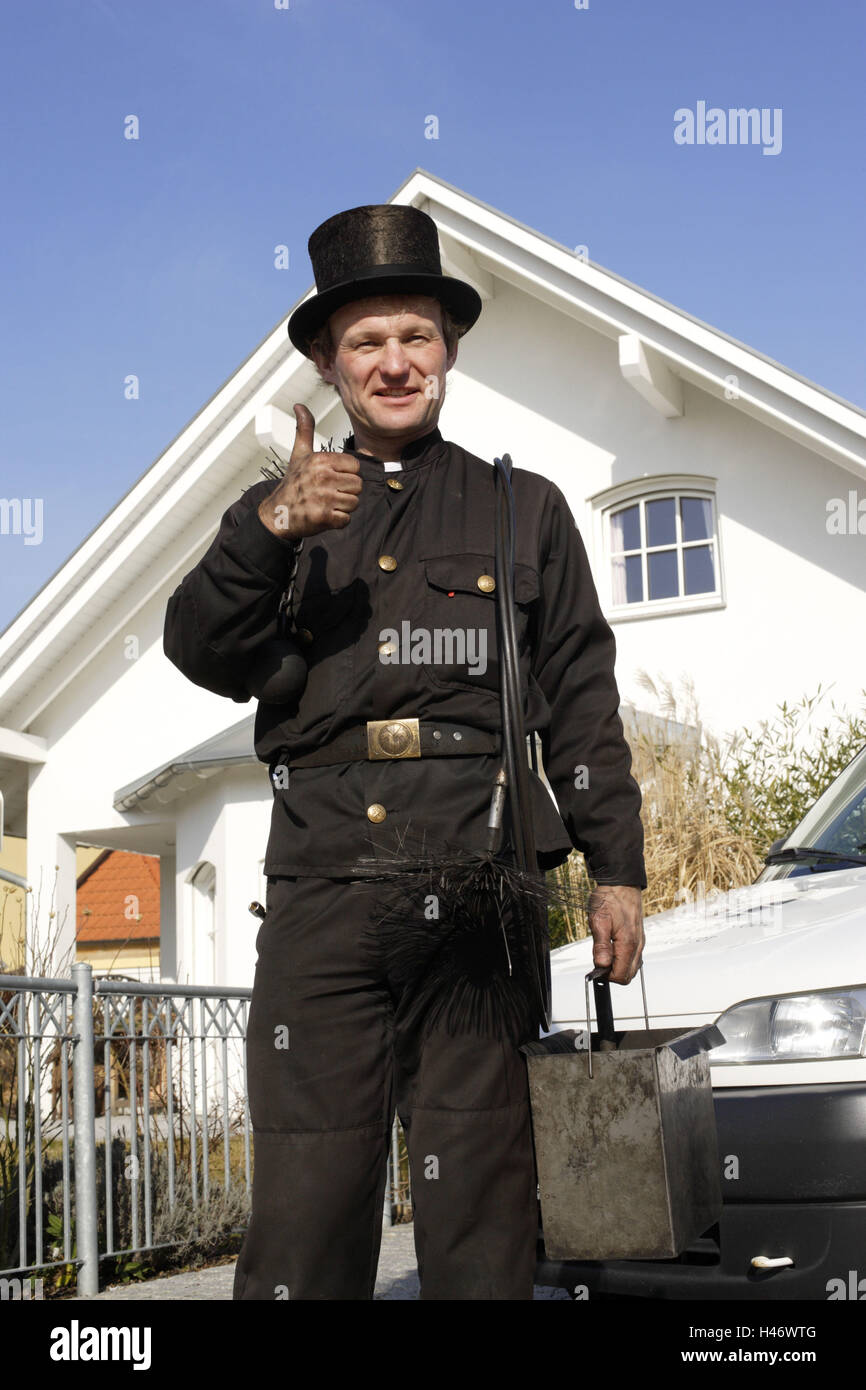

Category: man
[163, 203, 646, 1300]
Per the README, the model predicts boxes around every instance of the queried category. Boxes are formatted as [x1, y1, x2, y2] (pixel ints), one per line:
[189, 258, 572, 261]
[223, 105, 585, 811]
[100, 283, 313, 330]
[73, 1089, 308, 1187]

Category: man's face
[311, 294, 457, 444]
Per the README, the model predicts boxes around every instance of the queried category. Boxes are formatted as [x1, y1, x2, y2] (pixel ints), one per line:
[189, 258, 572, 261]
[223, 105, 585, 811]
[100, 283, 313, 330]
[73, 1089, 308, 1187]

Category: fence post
[72, 963, 99, 1296]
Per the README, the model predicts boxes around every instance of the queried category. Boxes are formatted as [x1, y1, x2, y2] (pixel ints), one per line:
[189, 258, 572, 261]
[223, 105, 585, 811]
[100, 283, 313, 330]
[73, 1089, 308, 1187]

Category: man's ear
[446, 341, 458, 373]
[310, 343, 336, 386]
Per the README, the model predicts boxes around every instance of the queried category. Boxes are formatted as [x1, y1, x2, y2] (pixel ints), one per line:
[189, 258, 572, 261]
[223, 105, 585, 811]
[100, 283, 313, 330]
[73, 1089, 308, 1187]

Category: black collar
[341, 425, 447, 474]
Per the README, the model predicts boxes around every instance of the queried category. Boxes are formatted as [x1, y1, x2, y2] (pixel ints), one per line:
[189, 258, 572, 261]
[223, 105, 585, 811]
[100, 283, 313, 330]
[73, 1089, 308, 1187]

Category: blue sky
[1, 0, 864, 633]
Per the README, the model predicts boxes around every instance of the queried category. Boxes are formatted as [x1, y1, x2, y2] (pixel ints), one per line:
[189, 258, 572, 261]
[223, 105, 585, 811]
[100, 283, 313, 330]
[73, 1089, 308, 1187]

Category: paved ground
[71, 1223, 570, 1300]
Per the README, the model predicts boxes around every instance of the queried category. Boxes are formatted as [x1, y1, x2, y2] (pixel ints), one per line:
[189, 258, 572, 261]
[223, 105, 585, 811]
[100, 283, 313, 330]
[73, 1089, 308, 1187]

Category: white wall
[393, 279, 864, 745]
[173, 766, 270, 989]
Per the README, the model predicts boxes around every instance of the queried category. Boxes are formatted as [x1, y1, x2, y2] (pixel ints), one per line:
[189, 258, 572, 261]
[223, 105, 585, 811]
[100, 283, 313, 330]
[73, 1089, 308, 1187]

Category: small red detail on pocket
[447, 591, 455, 597]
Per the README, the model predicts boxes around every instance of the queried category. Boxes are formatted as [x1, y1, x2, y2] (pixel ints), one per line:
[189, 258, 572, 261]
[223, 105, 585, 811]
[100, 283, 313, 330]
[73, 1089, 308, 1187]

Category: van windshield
[758, 744, 866, 880]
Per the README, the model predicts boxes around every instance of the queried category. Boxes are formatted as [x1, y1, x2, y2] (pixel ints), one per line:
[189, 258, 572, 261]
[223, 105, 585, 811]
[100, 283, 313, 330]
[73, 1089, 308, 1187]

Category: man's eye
[353, 335, 426, 347]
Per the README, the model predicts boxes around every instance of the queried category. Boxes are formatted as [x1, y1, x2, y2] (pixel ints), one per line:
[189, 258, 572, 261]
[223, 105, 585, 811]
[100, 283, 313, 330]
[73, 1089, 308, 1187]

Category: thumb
[290, 403, 316, 462]
[589, 905, 614, 968]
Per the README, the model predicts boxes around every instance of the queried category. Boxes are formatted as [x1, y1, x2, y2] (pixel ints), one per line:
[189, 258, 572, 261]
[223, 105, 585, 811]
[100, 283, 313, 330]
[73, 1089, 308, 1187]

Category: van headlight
[713, 987, 866, 1063]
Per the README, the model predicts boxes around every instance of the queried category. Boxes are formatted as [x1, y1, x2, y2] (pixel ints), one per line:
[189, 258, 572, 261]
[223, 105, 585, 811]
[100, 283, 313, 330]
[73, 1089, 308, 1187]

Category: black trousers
[232, 874, 540, 1300]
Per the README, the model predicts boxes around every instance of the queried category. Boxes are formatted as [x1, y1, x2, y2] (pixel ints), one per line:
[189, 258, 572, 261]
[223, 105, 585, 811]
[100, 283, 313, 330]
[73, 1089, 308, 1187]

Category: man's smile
[374, 388, 420, 404]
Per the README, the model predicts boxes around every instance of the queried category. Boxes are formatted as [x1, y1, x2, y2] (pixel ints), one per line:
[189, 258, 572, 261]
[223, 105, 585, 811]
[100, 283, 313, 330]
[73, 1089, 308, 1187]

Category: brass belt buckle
[367, 717, 421, 760]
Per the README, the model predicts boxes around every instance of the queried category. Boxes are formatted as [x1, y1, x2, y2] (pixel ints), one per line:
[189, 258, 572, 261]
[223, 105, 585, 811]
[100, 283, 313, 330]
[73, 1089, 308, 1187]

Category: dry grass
[549, 673, 866, 943]
[627, 672, 764, 920]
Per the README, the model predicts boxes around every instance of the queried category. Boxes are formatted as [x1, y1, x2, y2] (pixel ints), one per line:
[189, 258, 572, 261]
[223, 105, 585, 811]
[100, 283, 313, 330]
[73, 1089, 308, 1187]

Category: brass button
[299, 629, 314, 643]
[386, 477, 404, 490]
[477, 574, 496, 593]
[366, 803, 387, 823]
[378, 554, 398, 572]
[378, 640, 396, 657]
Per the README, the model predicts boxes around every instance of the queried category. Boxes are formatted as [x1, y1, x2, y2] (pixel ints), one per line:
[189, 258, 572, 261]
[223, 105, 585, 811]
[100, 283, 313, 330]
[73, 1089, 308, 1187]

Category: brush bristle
[354, 834, 574, 1046]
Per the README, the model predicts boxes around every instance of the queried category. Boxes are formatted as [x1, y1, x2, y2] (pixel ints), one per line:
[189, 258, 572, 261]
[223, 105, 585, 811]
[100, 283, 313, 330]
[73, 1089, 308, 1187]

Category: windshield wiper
[765, 844, 866, 867]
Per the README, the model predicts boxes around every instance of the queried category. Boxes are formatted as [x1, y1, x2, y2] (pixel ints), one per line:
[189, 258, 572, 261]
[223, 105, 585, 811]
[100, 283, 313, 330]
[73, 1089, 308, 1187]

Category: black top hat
[287, 204, 483, 357]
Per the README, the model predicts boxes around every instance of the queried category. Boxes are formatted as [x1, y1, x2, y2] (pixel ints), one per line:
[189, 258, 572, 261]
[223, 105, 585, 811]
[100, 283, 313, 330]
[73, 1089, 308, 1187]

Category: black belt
[276, 719, 501, 769]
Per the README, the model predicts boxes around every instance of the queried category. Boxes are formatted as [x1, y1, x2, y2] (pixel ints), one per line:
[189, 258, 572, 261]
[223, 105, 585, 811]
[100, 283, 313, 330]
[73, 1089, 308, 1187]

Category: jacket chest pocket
[418, 552, 539, 695]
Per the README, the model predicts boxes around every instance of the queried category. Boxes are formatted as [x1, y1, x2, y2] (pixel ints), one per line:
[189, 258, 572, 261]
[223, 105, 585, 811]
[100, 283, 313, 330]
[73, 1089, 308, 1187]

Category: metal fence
[0, 963, 410, 1297]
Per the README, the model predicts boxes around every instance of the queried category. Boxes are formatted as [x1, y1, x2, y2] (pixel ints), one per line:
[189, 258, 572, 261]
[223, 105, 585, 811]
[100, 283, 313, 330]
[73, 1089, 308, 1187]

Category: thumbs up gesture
[257, 404, 363, 541]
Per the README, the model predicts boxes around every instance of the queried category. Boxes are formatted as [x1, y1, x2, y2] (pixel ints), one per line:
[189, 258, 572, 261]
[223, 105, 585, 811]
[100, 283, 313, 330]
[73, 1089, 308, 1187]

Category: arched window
[591, 474, 724, 619]
[190, 860, 216, 986]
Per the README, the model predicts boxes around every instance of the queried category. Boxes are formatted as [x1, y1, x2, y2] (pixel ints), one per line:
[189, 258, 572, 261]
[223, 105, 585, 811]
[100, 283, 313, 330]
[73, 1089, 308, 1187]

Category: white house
[1, 168, 864, 985]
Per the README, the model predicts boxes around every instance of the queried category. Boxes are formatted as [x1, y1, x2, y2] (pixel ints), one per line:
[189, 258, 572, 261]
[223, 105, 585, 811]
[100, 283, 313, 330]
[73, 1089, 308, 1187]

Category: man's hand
[587, 884, 644, 985]
[257, 403, 363, 541]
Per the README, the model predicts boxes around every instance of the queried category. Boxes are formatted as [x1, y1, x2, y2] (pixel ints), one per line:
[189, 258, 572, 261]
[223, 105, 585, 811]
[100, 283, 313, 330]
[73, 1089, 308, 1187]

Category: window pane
[625, 553, 643, 602]
[683, 543, 716, 595]
[681, 496, 712, 542]
[648, 548, 678, 599]
[646, 497, 676, 547]
[611, 553, 643, 604]
[610, 504, 640, 552]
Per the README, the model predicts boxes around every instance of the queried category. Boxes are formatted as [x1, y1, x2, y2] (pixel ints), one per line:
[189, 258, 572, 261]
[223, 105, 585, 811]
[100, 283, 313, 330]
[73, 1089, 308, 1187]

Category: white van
[538, 743, 866, 1300]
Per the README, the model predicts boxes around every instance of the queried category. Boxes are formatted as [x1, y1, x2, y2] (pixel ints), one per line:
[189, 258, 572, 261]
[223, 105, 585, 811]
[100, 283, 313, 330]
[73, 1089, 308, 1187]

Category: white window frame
[590, 473, 726, 622]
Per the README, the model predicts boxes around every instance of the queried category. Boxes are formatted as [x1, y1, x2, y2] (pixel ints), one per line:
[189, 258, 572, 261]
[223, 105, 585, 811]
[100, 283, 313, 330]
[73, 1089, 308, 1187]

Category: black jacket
[163, 426, 646, 887]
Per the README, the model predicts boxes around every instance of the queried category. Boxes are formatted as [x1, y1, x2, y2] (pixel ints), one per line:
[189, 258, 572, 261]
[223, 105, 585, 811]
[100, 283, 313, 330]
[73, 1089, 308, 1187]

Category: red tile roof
[77, 850, 160, 943]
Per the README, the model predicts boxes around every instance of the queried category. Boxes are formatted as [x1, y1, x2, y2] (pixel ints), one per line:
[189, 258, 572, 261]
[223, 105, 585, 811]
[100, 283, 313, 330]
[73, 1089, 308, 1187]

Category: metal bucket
[520, 965, 725, 1261]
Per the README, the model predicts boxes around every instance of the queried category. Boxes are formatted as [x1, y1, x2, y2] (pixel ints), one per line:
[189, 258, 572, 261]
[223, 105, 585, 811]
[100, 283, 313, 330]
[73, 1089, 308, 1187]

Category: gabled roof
[77, 849, 160, 943]
[2, 168, 864, 733]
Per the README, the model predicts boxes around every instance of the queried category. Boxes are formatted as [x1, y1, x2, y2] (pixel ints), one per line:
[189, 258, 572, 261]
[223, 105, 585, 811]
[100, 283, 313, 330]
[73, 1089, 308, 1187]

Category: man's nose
[378, 340, 411, 376]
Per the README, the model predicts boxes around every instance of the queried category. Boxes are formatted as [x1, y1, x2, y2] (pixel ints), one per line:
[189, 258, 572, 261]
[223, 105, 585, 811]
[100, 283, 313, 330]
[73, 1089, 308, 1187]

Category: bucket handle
[584, 963, 650, 1079]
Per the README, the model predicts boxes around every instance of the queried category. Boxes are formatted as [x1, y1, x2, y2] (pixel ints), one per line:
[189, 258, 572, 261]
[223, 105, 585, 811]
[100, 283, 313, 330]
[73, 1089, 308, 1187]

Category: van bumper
[535, 1082, 866, 1300]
